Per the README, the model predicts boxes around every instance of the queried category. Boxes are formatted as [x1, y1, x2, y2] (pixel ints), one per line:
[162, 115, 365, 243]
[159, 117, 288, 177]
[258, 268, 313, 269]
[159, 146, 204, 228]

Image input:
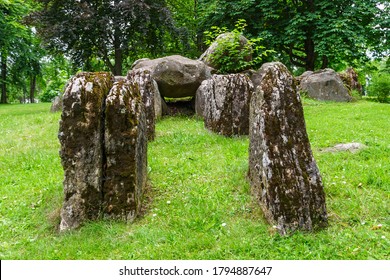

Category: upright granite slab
[248, 62, 327, 235]
[103, 81, 147, 221]
[198, 74, 253, 136]
[58, 72, 114, 231]
[127, 69, 162, 141]
[59, 73, 147, 231]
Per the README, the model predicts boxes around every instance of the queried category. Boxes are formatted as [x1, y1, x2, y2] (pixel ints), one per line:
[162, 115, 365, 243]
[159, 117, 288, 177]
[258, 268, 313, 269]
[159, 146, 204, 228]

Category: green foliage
[39, 80, 62, 102]
[198, 0, 389, 71]
[31, 0, 180, 75]
[203, 19, 273, 73]
[1, 101, 389, 259]
[38, 55, 72, 102]
[367, 73, 390, 103]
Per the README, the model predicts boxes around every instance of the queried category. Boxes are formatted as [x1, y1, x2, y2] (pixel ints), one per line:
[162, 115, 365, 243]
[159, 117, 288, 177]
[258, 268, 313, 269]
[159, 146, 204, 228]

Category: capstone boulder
[132, 55, 212, 98]
[199, 32, 252, 71]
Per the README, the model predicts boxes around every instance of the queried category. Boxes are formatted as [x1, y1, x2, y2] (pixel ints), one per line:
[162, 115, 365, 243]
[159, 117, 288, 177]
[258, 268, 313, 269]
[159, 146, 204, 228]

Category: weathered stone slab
[50, 95, 62, 113]
[248, 62, 328, 235]
[321, 142, 366, 153]
[58, 72, 114, 231]
[199, 74, 253, 136]
[299, 68, 352, 102]
[127, 69, 162, 141]
[103, 81, 147, 221]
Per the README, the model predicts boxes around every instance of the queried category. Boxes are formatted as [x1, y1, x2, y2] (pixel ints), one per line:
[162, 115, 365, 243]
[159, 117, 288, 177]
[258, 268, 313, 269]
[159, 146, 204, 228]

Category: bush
[39, 80, 66, 102]
[204, 19, 274, 74]
[367, 73, 390, 103]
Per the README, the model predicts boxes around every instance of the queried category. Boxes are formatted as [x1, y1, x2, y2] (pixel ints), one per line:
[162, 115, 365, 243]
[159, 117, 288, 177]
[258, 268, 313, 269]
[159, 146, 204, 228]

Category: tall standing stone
[127, 69, 162, 141]
[199, 74, 253, 136]
[58, 72, 114, 231]
[103, 80, 147, 221]
[248, 62, 327, 235]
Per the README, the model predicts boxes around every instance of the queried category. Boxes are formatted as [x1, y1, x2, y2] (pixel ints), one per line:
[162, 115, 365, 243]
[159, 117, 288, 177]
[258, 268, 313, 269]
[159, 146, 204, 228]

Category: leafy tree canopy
[199, 0, 389, 71]
[31, 0, 181, 75]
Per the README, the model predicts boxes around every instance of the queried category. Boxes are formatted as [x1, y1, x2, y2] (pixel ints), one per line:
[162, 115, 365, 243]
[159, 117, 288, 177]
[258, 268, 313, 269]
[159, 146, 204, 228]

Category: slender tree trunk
[114, 48, 122, 76]
[321, 55, 329, 69]
[304, 0, 316, 71]
[113, 28, 122, 76]
[304, 38, 315, 71]
[29, 75, 36, 103]
[1, 52, 7, 104]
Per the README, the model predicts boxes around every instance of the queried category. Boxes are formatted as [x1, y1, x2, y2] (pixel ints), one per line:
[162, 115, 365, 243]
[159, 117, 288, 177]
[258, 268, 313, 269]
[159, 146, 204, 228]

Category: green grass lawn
[0, 100, 389, 260]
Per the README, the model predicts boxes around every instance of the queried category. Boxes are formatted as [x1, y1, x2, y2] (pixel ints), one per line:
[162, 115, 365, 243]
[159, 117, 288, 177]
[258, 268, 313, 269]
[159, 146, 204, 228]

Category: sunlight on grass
[0, 101, 389, 260]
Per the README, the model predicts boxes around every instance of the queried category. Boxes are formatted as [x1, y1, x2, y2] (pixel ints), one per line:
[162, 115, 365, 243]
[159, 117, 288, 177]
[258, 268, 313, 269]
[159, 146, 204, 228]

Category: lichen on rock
[198, 73, 253, 136]
[58, 72, 114, 231]
[248, 62, 328, 235]
[103, 80, 147, 221]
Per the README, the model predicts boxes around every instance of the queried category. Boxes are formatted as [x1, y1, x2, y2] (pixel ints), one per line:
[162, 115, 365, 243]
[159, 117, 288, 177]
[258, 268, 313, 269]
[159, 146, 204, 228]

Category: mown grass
[0, 100, 389, 260]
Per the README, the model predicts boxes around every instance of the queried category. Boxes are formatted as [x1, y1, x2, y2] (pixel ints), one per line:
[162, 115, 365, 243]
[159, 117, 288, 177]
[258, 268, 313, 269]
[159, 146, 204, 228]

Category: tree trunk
[321, 55, 329, 69]
[304, 0, 316, 71]
[114, 48, 122, 76]
[1, 53, 7, 104]
[113, 29, 122, 76]
[304, 38, 315, 71]
[29, 75, 36, 103]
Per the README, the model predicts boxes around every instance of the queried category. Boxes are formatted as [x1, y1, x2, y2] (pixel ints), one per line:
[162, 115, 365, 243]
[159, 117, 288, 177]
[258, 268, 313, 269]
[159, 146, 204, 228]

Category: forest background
[0, 0, 389, 104]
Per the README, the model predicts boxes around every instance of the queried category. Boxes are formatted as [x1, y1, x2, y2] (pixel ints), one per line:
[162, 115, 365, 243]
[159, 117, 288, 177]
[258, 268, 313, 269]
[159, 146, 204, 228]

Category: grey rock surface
[199, 74, 253, 136]
[248, 62, 328, 235]
[132, 55, 211, 98]
[299, 68, 352, 102]
[103, 80, 147, 221]
[59, 72, 114, 231]
[127, 69, 162, 140]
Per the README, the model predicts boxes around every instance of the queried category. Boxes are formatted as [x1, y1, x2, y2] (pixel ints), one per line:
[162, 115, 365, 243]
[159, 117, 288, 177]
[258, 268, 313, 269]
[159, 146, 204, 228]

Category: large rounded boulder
[199, 32, 252, 72]
[132, 55, 212, 99]
[299, 68, 352, 102]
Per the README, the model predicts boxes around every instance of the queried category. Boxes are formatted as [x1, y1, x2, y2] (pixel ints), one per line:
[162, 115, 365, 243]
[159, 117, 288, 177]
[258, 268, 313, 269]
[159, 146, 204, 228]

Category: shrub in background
[39, 79, 66, 102]
[367, 73, 390, 103]
[204, 19, 274, 74]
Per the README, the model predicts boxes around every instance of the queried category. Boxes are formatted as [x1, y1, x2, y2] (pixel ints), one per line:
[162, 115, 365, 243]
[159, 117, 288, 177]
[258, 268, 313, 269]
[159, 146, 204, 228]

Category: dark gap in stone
[164, 98, 195, 116]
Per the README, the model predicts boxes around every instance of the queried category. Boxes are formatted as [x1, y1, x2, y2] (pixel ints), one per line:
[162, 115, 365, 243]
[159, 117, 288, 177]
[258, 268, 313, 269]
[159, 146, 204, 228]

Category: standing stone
[103, 80, 147, 221]
[50, 95, 62, 113]
[199, 74, 253, 136]
[58, 72, 114, 231]
[248, 62, 327, 235]
[127, 69, 162, 141]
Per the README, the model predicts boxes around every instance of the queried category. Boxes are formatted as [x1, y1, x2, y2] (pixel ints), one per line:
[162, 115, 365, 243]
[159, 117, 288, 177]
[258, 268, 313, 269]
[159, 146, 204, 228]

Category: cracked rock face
[248, 62, 328, 235]
[58, 73, 147, 231]
[197, 74, 253, 136]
